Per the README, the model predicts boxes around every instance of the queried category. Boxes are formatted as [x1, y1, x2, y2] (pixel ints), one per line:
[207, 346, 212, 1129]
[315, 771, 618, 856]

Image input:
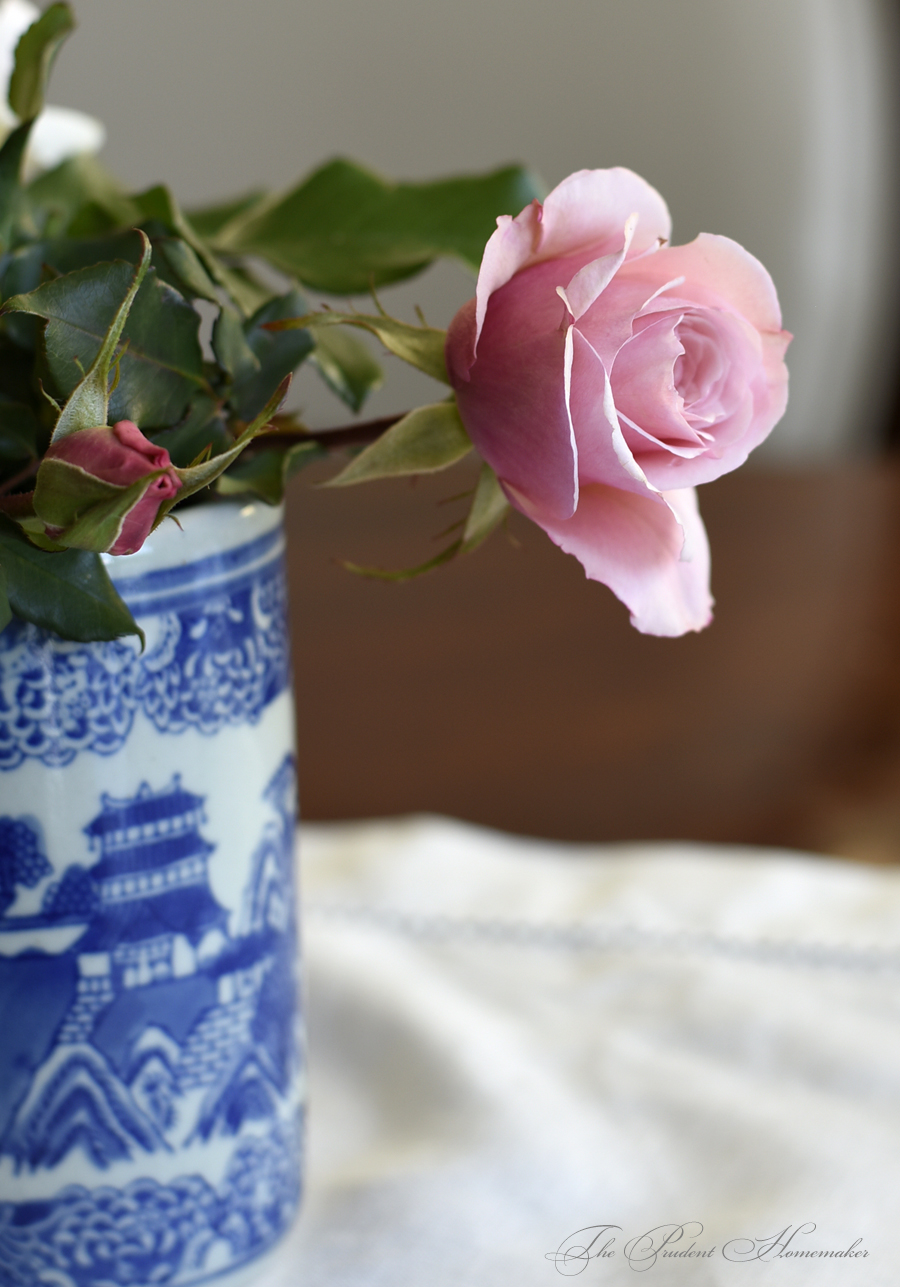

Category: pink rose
[38, 420, 182, 555]
[445, 168, 791, 636]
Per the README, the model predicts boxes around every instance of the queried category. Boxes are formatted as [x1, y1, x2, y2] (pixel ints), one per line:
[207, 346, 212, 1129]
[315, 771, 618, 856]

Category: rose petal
[474, 168, 671, 350]
[448, 298, 578, 521]
[567, 328, 654, 494]
[539, 168, 671, 263]
[620, 233, 785, 335]
[557, 213, 637, 322]
[537, 483, 713, 636]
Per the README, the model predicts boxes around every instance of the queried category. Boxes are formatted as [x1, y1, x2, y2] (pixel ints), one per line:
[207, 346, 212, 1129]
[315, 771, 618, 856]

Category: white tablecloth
[262, 816, 900, 1285]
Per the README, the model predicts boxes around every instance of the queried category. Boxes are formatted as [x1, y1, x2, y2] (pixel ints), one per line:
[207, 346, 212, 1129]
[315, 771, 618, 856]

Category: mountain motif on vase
[0, 757, 302, 1287]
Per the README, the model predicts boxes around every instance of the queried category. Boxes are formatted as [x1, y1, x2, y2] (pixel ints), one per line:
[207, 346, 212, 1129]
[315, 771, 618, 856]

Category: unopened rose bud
[34, 420, 182, 555]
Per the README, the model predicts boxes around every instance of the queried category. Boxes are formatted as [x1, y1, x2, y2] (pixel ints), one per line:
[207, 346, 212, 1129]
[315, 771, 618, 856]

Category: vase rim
[101, 498, 284, 581]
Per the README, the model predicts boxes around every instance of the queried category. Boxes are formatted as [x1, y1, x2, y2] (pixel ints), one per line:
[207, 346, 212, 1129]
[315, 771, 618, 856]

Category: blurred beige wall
[49, 0, 900, 458]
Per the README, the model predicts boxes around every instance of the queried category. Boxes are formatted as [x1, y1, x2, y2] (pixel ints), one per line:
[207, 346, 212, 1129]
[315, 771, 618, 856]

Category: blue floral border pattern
[0, 529, 290, 771]
[0, 1123, 303, 1287]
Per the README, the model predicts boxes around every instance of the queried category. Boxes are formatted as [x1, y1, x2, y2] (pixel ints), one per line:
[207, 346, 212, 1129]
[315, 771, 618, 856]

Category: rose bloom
[42, 420, 182, 555]
[446, 169, 791, 636]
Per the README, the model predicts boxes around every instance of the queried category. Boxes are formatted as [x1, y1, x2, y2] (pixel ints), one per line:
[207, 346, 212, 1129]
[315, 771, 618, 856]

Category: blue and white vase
[0, 501, 304, 1287]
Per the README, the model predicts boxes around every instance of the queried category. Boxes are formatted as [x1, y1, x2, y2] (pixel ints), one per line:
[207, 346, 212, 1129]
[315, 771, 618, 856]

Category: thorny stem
[256, 413, 405, 453]
[0, 413, 409, 496]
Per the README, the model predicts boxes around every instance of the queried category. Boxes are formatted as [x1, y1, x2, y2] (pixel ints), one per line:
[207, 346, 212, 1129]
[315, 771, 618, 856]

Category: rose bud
[34, 419, 182, 555]
[446, 168, 791, 636]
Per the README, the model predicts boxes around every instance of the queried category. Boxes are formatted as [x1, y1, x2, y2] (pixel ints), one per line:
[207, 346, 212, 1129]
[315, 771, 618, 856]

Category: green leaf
[8, 2, 74, 121]
[310, 324, 382, 413]
[5, 226, 219, 311]
[151, 235, 220, 303]
[187, 190, 268, 240]
[148, 393, 230, 468]
[209, 262, 274, 316]
[0, 121, 33, 251]
[213, 158, 543, 293]
[129, 182, 261, 318]
[0, 401, 40, 465]
[273, 309, 448, 384]
[159, 375, 291, 515]
[0, 512, 141, 642]
[26, 154, 138, 235]
[217, 441, 324, 504]
[326, 401, 470, 486]
[231, 290, 312, 422]
[3, 241, 210, 432]
[0, 561, 10, 634]
[213, 308, 260, 384]
[24, 235, 151, 440]
[462, 463, 509, 551]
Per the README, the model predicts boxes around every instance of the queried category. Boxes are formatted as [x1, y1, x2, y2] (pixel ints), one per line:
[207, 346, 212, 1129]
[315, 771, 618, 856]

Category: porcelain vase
[0, 501, 304, 1287]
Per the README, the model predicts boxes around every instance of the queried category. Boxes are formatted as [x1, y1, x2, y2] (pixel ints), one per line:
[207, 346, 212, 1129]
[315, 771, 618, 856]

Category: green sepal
[0, 232, 152, 441]
[343, 539, 463, 583]
[157, 375, 291, 517]
[339, 458, 508, 582]
[326, 401, 470, 487]
[0, 512, 142, 643]
[462, 463, 509, 551]
[217, 441, 324, 505]
[33, 456, 163, 552]
[272, 310, 448, 384]
[8, 2, 74, 121]
[310, 325, 382, 413]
